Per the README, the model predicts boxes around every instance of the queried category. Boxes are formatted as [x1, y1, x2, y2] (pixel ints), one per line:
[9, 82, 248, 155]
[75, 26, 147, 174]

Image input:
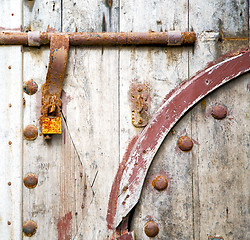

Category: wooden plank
[22, 49, 93, 240]
[23, 0, 62, 32]
[119, 0, 193, 238]
[0, 1, 23, 239]
[62, 0, 120, 238]
[189, 0, 249, 239]
[22, 2, 93, 240]
[191, 75, 250, 240]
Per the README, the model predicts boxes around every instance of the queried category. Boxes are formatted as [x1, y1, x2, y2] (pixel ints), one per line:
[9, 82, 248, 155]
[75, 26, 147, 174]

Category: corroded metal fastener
[23, 79, 38, 95]
[0, 31, 196, 46]
[152, 175, 168, 191]
[211, 105, 227, 120]
[177, 136, 193, 151]
[23, 220, 37, 237]
[23, 125, 38, 141]
[23, 173, 38, 189]
[144, 221, 159, 237]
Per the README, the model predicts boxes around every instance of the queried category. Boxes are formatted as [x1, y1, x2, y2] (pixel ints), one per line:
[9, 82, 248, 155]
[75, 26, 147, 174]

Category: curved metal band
[107, 49, 250, 231]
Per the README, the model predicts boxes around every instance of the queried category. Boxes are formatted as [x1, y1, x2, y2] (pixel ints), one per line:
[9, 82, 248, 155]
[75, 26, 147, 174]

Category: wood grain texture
[22, 2, 93, 239]
[119, 0, 190, 161]
[117, 0, 196, 239]
[62, 0, 120, 239]
[0, 1, 23, 239]
[189, 0, 249, 239]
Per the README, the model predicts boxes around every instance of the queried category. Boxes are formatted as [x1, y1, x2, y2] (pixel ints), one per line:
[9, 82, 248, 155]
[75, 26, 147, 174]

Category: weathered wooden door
[0, 0, 249, 239]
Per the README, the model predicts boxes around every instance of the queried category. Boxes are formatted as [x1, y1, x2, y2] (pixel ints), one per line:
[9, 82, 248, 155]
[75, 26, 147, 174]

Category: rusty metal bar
[0, 31, 196, 46]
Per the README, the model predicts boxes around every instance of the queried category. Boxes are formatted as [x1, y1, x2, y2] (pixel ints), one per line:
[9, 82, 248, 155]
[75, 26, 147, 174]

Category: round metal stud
[23, 79, 38, 95]
[152, 175, 168, 191]
[177, 136, 193, 151]
[144, 221, 159, 237]
[23, 125, 38, 141]
[23, 220, 37, 237]
[211, 105, 227, 120]
[23, 173, 38, 189]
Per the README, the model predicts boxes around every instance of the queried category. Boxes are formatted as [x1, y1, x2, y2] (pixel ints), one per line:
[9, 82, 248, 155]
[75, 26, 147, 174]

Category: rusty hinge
[40, 34, 69, 139]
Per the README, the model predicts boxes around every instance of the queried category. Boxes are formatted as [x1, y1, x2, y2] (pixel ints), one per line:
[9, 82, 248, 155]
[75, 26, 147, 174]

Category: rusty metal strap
[40, 34, 69, 138]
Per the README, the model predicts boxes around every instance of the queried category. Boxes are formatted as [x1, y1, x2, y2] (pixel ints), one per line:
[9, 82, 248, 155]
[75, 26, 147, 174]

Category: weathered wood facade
[0, 0, 249, 239]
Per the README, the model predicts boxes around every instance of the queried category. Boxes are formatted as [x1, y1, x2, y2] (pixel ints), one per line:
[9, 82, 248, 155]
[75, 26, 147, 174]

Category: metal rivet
[23, 125, 38, 141]
[23, 173, 38, 189]
[211, 105, 227, 120]
[8, 141, 12, 145]
[7, 221, 11, 225]
[23, 220, 37, 237]
[8, 182, 11, 186]
[177, 136, 193, 151]
[144, 221, 159, 237]
[23, 80, 38, 95]
[8, 65, 11, 69]
[152, 175, 168, 191]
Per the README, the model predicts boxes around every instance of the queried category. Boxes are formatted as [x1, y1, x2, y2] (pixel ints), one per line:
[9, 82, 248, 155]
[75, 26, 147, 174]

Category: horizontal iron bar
[0, 31, 196, 46]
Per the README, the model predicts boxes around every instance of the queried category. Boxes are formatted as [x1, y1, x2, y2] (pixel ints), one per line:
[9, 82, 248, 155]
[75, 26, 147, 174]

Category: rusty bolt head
[152, 175, 168, 191]
[144, 221, 159, 237]
[177, 136, 193, 151]
[23, 80, 38, 95]
[23, 220, 37, 237]
[24, 125, 38, 140]
[23, 173, 38, 189]
[211, 105, 227, 120]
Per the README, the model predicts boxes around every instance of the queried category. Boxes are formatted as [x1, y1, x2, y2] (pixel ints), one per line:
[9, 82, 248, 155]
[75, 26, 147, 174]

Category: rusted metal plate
[107, 48, 250, 229]
[41, 34, 69, 137]
[41, 117, 62, 134]
[130, 83, 150, 127]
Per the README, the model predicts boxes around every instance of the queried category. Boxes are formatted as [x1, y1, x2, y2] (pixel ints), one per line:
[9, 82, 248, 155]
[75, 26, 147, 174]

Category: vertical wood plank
[189, 0, 249, 239]
[62, 0, 120, 238]
[0, 1, 23, 239]
[119, 0, 193, 238]
[119, 0, 190, 160]
[23, 2, 93, 239]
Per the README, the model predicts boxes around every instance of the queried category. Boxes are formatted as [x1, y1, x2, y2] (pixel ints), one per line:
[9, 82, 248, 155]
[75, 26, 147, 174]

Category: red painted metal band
[108, 48, 250, 229]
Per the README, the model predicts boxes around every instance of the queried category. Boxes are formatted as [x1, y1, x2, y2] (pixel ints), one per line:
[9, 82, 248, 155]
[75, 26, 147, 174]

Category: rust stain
[57, 212, 72, 240]
[105, 0, 112, 8]
[201, 99, 206, 110]
[130, 82, 150, 128]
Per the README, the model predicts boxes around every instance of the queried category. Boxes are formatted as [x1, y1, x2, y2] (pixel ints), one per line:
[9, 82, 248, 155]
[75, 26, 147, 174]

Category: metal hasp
[107, 48, 250, 239]
[130, 83, 150, 127]
[40, 34, 69, 139]
[0, 31, 196, 46]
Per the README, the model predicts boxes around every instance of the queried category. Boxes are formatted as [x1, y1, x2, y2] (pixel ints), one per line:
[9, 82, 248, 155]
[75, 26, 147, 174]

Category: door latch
[40, 33, 69, 139]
